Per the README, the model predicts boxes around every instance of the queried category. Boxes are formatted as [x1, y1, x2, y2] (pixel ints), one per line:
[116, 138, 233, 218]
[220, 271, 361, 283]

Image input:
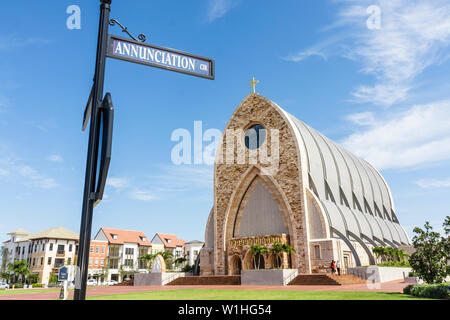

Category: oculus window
[245, 124, 266, 150]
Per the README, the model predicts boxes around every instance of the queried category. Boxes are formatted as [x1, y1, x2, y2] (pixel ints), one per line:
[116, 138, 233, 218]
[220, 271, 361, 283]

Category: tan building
[200, 93, 410, 276]
[3, 227, 79, 285]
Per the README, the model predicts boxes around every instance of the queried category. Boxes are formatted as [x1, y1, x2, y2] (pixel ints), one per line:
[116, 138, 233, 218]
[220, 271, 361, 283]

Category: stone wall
[213, 93, 310, 275]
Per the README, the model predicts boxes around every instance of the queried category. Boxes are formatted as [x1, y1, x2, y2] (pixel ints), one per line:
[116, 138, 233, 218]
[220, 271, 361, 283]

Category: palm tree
[7, 259, 30, 284]
[139, 253, 157, 270]
[280, 243, 296, 268]
[249, 245, 268, 270]
[174, 257, 187, 270]
[271, 242, 284, 268]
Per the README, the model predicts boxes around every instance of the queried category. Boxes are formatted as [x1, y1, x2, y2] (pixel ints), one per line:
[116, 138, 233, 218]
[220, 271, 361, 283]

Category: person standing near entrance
[330, 260, 336, 274]
[336, 260, 341, 276]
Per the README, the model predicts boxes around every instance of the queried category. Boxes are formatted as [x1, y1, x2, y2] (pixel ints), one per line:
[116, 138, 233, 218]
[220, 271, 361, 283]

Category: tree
[174, 257, 187, 270]
[271, 242, 284, 268]
[7, 259, 30, 284]
[249, 245, 268, 270]
[27, 273, 39, 285]
[280, 243, 296, 267]
[1, 247, 9, 271]
[409, 218, 449, 284]
[139, 253, 157, 270]
[158, 251, 173, 269]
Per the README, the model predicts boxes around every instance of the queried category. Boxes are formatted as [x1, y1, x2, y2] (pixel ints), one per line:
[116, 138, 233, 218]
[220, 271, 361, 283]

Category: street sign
[58, 266, 69, 281]
[106, 35, 215, 80]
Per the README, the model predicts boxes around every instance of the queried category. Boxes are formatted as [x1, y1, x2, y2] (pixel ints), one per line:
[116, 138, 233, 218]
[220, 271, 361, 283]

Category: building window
[49, 243, 53, 251]
[245, 124, 266, 150]
[100, 259, 104, 267]
[90, 246, 94, 253]
[314, 245, 321, 259]
[101, 246, 105, 254]
[95, 258, 98, 266]
[32, 258, 36, 266]
[48, 257, 52, 265]
[125, 248, 134, 255]
[40, 257, 44, 265]
[69, 244, 73, 252]
[124, 259, 133, 267]
[111, 234, 118, 240]
[67, 258, 71, 265]
[89, 258, 93, 266]
[42, 244, 45, 251]
[54, 258, 64, 268]
[96, 246, 99, 254]
[57, 245, 65, 255]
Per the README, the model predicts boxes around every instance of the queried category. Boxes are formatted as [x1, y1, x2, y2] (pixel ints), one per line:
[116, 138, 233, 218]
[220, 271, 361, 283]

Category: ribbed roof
[7, 228, 31, 235]
[277, 107, 409, 245]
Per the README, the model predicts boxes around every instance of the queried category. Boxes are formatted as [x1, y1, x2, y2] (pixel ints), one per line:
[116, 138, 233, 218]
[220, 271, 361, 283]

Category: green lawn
[87, 289, 428, 300]
[0, 288, 59, 295]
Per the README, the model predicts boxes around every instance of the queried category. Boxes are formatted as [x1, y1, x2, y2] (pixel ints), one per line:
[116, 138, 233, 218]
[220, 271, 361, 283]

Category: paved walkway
[0, 281, 408, 300]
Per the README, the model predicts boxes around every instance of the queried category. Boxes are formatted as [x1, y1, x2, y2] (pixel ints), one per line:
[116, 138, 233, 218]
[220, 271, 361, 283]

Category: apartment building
[151, 233, 186, 258]
[2, 227, 78, 285]
[87, 240, 108, 283]
[93, 228, 151, 282]
[184, 240, 204, 266]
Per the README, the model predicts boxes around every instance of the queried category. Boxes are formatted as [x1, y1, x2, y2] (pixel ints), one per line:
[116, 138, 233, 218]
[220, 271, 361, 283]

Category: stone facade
[211, 93, 310, 275]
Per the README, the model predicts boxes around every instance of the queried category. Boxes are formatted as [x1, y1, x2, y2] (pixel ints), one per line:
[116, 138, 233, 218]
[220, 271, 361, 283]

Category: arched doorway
[229, 255, 242, 275]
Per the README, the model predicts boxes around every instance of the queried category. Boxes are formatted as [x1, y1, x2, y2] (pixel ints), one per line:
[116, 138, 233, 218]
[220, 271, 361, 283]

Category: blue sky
[1, 0, 449, 243]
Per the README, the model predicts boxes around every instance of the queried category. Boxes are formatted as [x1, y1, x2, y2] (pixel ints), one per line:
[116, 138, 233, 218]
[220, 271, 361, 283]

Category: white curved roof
[286, 112, 409, 245]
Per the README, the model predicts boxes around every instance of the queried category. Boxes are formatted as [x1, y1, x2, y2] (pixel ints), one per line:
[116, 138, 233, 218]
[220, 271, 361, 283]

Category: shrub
[12, 283, 24, 289]
[403, 284, 414, 295]
[408, 271, 417, 277]
[406, 283, 449, 299]
[32, 283, 42, 288]
[377, 260, 410, 267]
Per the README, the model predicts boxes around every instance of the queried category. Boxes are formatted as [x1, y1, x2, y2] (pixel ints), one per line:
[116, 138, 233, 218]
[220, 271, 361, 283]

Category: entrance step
[167, 275, 241, 286]
[288, 274, 366, 286]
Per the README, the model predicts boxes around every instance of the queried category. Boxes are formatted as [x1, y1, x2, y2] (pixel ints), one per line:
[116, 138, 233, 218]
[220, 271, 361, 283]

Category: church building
[200, 92, 410, 276]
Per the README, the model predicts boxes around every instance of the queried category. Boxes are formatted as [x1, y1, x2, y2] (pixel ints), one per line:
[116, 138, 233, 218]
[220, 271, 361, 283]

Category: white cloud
[0, 36, 52, 51]
[48, 154, 63, 163]
[414, 178, 450, 188]
[345, 111, 376, 126]
[129, 189, 156, 201]
[106, 177, 129, 189]
[0, 155, 58, 189]
[287, 0, 450, 106]
[207, 0, 238, 22]
[341, 100, 450, 169]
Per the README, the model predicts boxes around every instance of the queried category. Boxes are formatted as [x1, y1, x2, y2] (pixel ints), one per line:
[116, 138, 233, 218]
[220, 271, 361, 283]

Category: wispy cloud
[106, 177, 129, 189]
[414, 178, 450, 188]
[0, 35, 52, 51]
[341, 100, 450, 169]
[287, 0, 450, 106]
[207, 0, 238, 22]
[128, 189, 156, 201]
[48, 154, 63, 163]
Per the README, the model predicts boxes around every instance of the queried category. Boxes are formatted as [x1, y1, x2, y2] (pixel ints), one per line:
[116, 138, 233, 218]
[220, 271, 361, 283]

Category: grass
[86, 289, 429, 300]
[0, 288, 59, 295]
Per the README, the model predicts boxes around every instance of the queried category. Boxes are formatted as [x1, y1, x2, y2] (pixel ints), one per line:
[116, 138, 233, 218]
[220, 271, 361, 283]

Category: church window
[244, 124, 266, 150]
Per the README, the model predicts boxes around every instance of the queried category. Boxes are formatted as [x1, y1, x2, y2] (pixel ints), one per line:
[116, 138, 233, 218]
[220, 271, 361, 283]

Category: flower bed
[403, 283, 449, 299]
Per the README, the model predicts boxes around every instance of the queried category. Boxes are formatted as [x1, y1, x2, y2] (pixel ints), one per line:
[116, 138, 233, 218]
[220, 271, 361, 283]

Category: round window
[244, 124, 266, 150]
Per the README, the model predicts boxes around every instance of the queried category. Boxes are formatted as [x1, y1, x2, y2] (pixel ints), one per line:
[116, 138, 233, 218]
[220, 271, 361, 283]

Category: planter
[241, 269, 298, 286]
[347, 266, 411, 283]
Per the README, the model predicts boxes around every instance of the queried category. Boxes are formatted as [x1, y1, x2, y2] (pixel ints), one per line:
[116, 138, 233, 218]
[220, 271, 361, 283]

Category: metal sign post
[75, 0, 214, 301]
[74, 0, 111, 301]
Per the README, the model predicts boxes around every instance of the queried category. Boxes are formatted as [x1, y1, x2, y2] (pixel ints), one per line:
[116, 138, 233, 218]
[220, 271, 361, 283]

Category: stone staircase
[166, 275, 241, 286]
[288, 274, 366, 286]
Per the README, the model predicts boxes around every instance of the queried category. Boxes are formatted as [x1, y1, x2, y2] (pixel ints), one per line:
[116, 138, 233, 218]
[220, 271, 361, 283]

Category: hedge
[403, 283, 449, 299]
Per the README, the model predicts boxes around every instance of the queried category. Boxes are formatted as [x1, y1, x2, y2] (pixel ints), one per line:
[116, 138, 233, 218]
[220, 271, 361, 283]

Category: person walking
[336, 260, 341, 276]
[330, 260, 336, 274]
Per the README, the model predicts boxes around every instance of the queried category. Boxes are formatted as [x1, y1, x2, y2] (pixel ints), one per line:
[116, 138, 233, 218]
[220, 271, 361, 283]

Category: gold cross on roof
[249, 77, 259, 93]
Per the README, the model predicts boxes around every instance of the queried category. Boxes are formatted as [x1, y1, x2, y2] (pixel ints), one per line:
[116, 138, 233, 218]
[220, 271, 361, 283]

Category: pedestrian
[336, 260, 341, 276]
[330, 260, 336, 274]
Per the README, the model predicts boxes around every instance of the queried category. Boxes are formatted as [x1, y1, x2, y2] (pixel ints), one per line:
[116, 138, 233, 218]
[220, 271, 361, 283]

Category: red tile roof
[100, 228, 151, 246]
[155, 233, 186, 248]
